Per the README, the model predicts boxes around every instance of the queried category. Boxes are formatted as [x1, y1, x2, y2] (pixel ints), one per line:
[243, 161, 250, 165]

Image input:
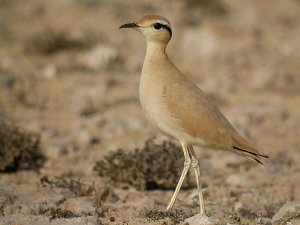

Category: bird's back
[141, 58, 267, 162]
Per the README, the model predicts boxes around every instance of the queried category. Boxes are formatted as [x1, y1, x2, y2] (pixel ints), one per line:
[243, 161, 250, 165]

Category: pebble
[182, 213, 221, 225]
[234, 202, 243, 212]
[60, 197, 94, 216]
[249, 68, 272, 90]
[181, 29, 223, 60]
[226, 174, 254, 187]
[1, 214, 49, 225]
[70, 82, 107, 116]
[50, 216, 95, 225]
[272, 202, 300, 225]
[42, 65, 58, 79]
[228, 102, 288, 128]
[81, 44, 119, 70]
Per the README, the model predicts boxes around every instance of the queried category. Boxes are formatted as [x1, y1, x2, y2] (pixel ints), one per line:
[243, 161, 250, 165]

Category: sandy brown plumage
[162, 70, 268, 164]
[120, 14, 269, 214]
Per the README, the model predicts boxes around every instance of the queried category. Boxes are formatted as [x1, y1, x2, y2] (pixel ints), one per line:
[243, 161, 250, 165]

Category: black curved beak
[119, 22, 139, 29]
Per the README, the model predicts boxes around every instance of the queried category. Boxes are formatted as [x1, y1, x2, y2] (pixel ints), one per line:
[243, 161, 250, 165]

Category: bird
[119, 15, 268, 214]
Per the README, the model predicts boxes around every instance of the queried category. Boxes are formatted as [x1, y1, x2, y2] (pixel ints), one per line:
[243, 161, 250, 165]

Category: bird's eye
[153, 23, 162, 30]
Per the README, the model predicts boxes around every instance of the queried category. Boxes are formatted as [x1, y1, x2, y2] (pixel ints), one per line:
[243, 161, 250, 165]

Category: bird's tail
[231, 136, 269, 165]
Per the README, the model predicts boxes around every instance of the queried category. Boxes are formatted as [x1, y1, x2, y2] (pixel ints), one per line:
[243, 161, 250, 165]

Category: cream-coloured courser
[120, 15, 268, 214]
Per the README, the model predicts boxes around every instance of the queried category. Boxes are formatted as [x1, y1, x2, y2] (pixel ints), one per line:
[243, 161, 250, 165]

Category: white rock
[60, 197, 94, 216]
[234, 202, 243, 212]
[272, 202, 300, 225]
[181, 28, 227, 61]
[82, 44, 119, 70]
[249, 68, 272, 90]
[183, 213, 220, 225]
[50, 216, 95, 225]
[99, 113, 145, 138]
[226, 174, 254, 187]
[70, 82, 107, 115]
[42, 65, 58, 79]
[1, 214, 49, 225]
[227, 102, 288, 128]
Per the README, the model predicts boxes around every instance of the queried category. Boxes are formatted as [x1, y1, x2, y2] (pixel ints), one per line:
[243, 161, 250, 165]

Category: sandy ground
[1, 0, 300, 224]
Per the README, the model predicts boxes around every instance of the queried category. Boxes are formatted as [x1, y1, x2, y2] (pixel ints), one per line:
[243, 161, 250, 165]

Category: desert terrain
[0, 0, 300, 224]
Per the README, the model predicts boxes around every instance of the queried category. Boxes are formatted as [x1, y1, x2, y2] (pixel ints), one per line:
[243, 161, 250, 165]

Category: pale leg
[188, 145, 205, 214]
[166, 142, 191, 211]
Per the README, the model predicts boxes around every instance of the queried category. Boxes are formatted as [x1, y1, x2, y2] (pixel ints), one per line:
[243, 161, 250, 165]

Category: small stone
[50, 216, 95, 225]
[70, 83, 107, 116]
[181, 29, 223, 60]
[226, 174, 254, 187]
[249, 68, 272, 90]
[234, 202, 243, 212]
[227, 102, 289, 129]
[271, 202, 300, 225]
[81, 44, 119, 70]
[257, 217, 272, 225]
[46, 138, 77, 159]
[1, 214, 49, 225]
[183, 213, 220, 225]
[42, 65, 58, 79]
[272, 73, 300, 94]
[60, 197, 94, 216]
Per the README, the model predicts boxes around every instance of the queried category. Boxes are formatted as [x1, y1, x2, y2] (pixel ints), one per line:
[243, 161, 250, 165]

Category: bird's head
[120, 15, 172, 44]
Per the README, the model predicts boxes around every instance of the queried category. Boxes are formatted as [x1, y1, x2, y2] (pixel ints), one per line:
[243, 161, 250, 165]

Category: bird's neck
[144, 41, 168, 64]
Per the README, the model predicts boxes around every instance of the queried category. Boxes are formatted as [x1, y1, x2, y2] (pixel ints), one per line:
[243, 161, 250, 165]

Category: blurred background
[0, 0, 300, 224]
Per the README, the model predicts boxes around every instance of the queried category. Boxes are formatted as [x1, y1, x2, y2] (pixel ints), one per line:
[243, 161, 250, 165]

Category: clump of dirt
[40, 173, 95, 197]
[46, 207, 78, 220]
[184, 0, 227, 16]
[94, 138, 191, 190]
[144, 209, 193, 224]
[1, 75, 46, 109]
[28, 28, 96, 55]
[0, 120, 46, 172]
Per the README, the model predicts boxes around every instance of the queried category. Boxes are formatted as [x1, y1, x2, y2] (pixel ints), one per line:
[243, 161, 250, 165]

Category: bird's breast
[139, 72, 181, 137]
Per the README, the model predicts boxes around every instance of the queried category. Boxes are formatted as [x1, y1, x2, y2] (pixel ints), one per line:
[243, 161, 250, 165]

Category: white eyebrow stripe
[157, 20, 171, 27]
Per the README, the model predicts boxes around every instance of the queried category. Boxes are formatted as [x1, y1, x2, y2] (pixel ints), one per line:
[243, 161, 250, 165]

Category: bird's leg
[166, 142, 191, 211]
[187, 145, 205, 214]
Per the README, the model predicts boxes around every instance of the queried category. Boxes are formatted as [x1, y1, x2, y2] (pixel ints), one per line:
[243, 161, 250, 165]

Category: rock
[272, 73, 300, 94]
[227, 102, 289, 128]
[17, 187, 71, 215]
[181, 28, 223, 60]
[0, 181, 17, 196]
[70, 82, 107, 116]
[41, 65, 58, 79]
[234, 202, 243, 212]
[81, 44, 119, 70]
[46, 138, 77, 159]
[257, 217, 272, 225]
[226, 174, 254, 187]
[50, 216, 95, 225]
[60, 197, 94, 216]
[289, 218, 300, 224]
[1, 214, 49, 225]
[0, 181, 20, 216]
[98, 113, 145, 138]
[271, 202, 300, 225]
[249, 68, 273, 90]
[183, 213, 220, 225]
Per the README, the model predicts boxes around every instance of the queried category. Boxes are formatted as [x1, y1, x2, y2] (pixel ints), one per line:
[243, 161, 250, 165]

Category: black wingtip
[233, 146, 269, 158]
[233, 146, 269, 165]
[254, 158, 264, 165]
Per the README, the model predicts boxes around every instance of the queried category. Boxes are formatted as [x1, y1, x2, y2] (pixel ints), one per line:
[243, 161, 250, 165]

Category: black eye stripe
[153, 23, 172, 37]
[161, 24, 172, 37]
